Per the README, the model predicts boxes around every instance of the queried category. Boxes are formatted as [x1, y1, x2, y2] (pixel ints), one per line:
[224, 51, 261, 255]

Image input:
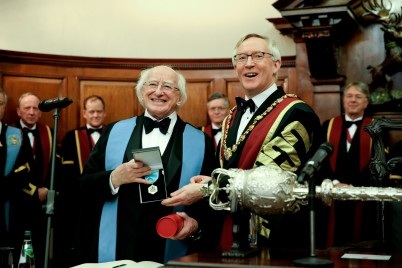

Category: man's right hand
[110, 159, 152, 188]
[161, 175, 212, 206]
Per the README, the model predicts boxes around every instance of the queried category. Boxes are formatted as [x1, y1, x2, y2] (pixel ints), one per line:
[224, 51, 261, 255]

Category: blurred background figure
[321, 82, 378, 248]
[0, 88, 39, 266]
[201, 93, 229, 150]
[56, 95, 106, 267]
[11, 92, 55, 268]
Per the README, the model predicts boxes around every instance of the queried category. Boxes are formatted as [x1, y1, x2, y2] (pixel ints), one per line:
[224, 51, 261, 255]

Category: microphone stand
[44, 107, 61, 268]
[293, 173, 333, 267]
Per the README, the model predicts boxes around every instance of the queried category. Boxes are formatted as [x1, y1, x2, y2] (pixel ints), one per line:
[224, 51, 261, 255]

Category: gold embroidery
[222, 94, 297, 160]
[62, 159, 74, 165]
[15, 162, 30, 173]
[22, 183, 37, 196]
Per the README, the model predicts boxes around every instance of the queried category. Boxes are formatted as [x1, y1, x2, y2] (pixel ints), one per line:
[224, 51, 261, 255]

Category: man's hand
[334, 182, 351, 187]
[110, 159, 152, 188]
[38, 187, 48, 203]
[190, 175, 211, 184]
[161, 176, 212, 206]
[170, 212, 199, 240]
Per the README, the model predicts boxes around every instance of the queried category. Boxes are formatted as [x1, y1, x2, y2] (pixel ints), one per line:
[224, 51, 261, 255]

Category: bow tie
[88, 128, 102, 134]
[143, 117, 171, 135]
[236, 97, 256, 113]
[345, 120, 362, 128]
[23, 127, 37, 135]
[212, 128, 222, 136]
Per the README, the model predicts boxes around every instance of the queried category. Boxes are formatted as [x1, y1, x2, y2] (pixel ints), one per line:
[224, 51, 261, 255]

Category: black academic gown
[55, 126, 104, 267]
[0, 124, 39, 265]
[74, 115, 220, 265]
[11, 121, 57, 268]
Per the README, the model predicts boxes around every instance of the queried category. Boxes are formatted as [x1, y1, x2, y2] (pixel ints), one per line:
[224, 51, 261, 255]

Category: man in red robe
[200, 93, 229, 150]
[163, 33, 321, 250]
[321, 82, 377, 248]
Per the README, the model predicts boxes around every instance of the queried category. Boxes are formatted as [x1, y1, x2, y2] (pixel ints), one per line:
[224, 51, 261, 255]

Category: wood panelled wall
[0, 50, 314, 144]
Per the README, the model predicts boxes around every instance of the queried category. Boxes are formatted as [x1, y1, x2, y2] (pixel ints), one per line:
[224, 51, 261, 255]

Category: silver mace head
[208, 165, 402, 216]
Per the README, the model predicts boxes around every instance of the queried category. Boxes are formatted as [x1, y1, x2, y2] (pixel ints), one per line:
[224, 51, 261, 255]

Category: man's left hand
[161, 183, 204, 206]
[170, 212, 198, 240]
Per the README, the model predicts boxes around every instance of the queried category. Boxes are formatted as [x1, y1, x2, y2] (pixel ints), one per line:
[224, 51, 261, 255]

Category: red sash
[220, 97, 299, 169]
[202, 124, 217, 149]
[327, 116, 372, 173]
[37, 124, 52, 182]
[326, 116, 372, 247]
[218, 96, 300, 248]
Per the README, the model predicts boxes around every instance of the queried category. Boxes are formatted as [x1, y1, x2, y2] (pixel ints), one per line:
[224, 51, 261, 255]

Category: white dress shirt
[86, 124, 102, 144]
[236, 84, 277, 142]
[211, 123, 222, 145]
[20, 120, 36, 149]
[110, 112, 177, 193]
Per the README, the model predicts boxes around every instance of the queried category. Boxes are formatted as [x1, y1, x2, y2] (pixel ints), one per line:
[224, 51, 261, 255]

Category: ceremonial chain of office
[223, 93, 298, 160]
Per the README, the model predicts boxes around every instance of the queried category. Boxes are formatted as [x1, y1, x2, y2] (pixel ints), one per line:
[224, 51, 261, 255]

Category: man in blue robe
[74, 65, 219, 265]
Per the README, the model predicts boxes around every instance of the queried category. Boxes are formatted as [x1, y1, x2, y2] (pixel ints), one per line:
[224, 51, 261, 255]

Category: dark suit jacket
[74, 115, 220, 264]
[56, 125, 105, 262]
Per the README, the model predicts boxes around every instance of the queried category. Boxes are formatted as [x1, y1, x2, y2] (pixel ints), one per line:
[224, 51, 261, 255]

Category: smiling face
[140, 66, 183, 120]
[83, 98, 106, 128]
[343, 86, 369, 120]
[234, 37, 281, 98]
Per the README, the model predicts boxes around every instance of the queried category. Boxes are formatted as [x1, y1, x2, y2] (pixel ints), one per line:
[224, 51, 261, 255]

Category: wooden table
[165, 247, 401, 267]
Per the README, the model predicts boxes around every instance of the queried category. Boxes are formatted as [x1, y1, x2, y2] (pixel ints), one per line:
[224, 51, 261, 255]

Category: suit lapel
[224, 88, 286, 169]
[121, 115, 184, 187]
[163, 118, 185, 186]
[124, 116, 142, 162]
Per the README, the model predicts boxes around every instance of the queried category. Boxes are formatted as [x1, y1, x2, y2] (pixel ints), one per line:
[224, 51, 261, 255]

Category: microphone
[298, 142, 334, 183]
[39, 97, 73, 112]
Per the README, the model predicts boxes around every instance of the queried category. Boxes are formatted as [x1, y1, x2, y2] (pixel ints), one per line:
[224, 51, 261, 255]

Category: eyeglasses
[208, 107, 228, 112]
[344, 94, 366, 100]
[234, 52, 273, 64]
[143, 81, 179, 92]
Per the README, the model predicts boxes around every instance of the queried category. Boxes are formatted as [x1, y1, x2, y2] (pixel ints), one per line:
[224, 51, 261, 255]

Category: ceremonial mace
[206, 164, 402, 265]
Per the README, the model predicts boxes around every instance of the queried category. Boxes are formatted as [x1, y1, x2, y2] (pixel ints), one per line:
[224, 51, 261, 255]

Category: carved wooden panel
[178, 81, 210, 127]
[2, 75, 65, 129]
[78, 80, 138, 126]
[313, 84, 342, 123]
[0, 50, 299, 144]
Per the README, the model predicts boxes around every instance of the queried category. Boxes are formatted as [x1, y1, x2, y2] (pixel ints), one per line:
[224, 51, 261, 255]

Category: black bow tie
[236, 97, 256, 113]
[143, 117, 171, 135]
[345, 120, 362, 128]
[23, 127, 37, 135]
[88, 128, 102, 134]
[212, 128, 222, 136]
